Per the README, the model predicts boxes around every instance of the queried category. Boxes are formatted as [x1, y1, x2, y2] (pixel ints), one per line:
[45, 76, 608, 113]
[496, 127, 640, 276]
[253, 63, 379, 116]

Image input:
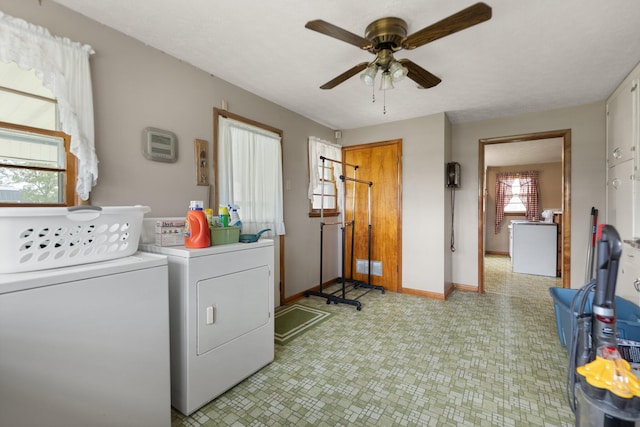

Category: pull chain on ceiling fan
[305, 2, 492, 112]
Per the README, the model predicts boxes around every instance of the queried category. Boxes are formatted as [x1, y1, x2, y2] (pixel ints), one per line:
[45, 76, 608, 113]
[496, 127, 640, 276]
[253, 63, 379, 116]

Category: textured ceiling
[51, 0, 640, 130]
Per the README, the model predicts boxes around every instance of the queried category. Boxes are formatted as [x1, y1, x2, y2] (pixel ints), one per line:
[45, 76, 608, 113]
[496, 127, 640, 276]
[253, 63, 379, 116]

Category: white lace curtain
[307, 136, 343, 210]
[0, 11, 97, 200]
[218, 116, 285, 236]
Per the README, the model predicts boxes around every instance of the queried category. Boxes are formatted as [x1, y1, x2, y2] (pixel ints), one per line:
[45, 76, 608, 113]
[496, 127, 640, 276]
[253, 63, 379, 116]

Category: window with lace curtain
[0, 61, 76, 206]
[495, 171, 540, 233]
[0, 11, 96, 202]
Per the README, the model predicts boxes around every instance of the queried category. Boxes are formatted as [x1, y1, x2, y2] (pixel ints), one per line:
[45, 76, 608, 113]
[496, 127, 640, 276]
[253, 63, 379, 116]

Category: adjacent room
[1, 1, 640, 426]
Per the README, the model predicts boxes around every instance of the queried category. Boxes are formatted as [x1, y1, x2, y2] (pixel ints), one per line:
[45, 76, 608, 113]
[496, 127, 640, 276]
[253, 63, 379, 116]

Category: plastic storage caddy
[549, 287, 640, 346]
[210, 226, 240, 246]
[0, 205, 149, 273]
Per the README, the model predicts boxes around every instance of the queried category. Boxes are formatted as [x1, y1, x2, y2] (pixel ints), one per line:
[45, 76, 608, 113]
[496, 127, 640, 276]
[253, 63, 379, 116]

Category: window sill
[309, 212, 340, 218]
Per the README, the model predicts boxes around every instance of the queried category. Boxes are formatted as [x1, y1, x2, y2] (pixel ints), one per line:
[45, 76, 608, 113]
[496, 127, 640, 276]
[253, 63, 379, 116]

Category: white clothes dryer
[139, 240, 274, 415]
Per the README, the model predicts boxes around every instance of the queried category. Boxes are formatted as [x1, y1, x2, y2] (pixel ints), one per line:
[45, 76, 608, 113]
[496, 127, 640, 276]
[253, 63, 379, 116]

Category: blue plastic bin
[549, 287, 640, 347]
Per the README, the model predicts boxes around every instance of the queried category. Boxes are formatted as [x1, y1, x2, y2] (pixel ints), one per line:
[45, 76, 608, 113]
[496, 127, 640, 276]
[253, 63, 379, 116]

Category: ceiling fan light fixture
[389, 60, 408, 82]
[380, 71, 394, 90]
[306, 2, 492, 114]
[359, 63, 378, 86]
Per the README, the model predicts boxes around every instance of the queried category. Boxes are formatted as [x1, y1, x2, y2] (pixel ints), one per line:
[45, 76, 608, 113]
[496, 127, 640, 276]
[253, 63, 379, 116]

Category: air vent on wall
[142, 127, 178, 163]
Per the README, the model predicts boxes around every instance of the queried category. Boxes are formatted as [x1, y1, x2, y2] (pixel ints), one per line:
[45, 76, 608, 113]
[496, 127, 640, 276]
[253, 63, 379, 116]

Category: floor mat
[274, 304, 332, 345]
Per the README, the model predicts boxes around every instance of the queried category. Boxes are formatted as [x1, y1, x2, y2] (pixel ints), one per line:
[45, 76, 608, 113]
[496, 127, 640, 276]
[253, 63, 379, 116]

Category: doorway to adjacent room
[478, 130, 572, 292]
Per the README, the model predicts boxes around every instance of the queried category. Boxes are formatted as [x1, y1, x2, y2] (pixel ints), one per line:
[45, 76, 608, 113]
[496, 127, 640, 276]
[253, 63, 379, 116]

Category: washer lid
[0, 252, 167, 294]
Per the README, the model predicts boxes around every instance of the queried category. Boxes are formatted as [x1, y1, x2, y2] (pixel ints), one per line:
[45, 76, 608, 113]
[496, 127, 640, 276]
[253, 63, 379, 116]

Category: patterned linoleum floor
[172, 255, 573, 426]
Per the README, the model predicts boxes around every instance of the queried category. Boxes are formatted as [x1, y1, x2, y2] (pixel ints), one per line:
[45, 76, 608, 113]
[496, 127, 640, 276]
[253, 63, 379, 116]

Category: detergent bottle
[184, 201, 210, 248]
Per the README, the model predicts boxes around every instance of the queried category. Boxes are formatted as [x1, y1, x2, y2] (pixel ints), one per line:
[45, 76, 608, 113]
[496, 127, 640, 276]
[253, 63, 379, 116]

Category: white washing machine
[139, 240, 274, 415]
[0, 252, 171, 427]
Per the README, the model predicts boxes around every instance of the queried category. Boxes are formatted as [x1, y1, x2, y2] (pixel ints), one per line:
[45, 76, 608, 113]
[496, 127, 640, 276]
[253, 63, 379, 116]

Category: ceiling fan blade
[320, 62, 369, 89]
[305, 20, 373, 50]
[398, 59, 441, 89]
[403, 2, 492, 50]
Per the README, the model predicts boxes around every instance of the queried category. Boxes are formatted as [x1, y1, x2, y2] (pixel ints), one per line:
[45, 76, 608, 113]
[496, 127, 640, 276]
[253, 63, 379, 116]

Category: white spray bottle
[228, 204, 242, 231]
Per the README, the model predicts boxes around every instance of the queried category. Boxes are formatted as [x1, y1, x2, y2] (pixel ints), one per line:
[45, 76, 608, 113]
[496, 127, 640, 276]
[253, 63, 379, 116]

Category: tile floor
[172, 255, 574, 426]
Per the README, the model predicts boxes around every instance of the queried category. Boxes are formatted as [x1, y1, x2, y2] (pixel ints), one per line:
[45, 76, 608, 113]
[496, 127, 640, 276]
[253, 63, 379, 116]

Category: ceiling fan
[305, 2, 492, 90]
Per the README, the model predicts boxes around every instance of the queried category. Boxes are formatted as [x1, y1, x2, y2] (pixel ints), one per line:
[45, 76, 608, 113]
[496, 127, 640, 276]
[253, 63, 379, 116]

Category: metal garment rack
[305, 156, 384, 310]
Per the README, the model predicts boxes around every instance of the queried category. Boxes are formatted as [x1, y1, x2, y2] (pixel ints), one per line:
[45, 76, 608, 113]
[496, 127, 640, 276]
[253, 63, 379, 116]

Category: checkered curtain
[494, 171, 540, 233]
[495, 173, 515, 234]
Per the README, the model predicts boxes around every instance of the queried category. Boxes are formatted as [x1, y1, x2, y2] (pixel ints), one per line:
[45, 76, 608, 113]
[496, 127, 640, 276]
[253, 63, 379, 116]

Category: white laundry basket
[0, 205, 150, 273]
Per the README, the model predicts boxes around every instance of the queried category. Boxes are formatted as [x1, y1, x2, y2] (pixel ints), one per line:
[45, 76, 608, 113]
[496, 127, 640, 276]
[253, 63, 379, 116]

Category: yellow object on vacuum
[577, 346, 640, 400]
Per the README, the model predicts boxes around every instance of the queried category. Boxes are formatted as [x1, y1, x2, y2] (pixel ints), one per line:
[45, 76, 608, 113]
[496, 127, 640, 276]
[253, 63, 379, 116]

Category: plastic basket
[549, 287, 640, 346]
[210, 226, 240, 246]
[0, 205, 150, 273]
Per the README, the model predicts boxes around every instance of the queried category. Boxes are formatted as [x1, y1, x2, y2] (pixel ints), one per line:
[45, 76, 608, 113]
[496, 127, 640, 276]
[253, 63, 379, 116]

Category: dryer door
[196, 265, 270, 355]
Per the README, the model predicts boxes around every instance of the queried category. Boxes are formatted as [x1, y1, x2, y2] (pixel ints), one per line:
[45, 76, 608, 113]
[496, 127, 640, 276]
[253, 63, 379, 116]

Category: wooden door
[343, 140, 402, 292]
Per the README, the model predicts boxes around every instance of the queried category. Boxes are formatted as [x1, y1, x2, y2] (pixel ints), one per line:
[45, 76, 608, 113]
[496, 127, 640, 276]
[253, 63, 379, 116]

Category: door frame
[478, 129, 572, 292]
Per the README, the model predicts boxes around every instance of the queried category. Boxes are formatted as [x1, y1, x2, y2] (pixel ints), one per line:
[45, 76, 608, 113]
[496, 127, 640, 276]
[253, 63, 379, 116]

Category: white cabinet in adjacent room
[512, 221, 557, 277]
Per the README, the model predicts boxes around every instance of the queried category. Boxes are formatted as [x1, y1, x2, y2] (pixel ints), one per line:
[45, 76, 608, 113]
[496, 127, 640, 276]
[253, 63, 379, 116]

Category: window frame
[309, 159, 339, 217]
[0, 121, 77, 207]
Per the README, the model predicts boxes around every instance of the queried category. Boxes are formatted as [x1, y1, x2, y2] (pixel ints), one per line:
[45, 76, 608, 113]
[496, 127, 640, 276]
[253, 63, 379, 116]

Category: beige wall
[486, 162, 563, 254]
[452, 102, 606, 290]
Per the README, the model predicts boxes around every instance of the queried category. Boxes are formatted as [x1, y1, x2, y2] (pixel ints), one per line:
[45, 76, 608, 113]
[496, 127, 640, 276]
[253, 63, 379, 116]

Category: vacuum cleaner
[567, 224, 640, 426]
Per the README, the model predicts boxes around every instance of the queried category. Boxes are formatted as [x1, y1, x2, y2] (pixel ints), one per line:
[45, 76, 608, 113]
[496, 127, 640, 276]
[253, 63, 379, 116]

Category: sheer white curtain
[307, 136, 343, 209]
[218, 116, 285, 236]
[0, 11, 97, 200]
